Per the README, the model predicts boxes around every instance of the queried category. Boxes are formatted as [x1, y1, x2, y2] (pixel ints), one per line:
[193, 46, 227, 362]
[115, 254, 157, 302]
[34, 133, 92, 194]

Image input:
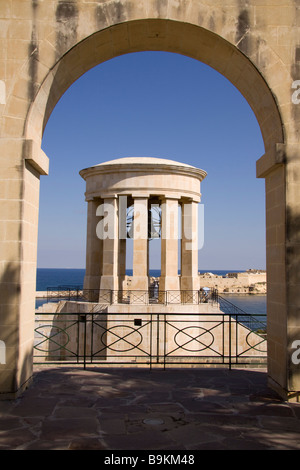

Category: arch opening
[37, 50, 266, 278]
[31, 20, 281, 292]
[27, 18, 288, 396]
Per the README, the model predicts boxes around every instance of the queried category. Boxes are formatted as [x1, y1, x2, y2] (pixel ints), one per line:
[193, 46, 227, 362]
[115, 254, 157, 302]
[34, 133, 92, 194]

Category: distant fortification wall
[199, 271, 267, 294]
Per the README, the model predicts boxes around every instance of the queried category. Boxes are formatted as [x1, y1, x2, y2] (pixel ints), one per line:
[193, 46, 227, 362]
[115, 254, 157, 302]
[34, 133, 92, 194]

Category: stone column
[98, 197, 119, 292]
[118, 195, 127, 292]
[180, 200, 199, 293]
[160, 197, 180, 293]
[131, 196, 149, 291]
[83, 197, 102, 299]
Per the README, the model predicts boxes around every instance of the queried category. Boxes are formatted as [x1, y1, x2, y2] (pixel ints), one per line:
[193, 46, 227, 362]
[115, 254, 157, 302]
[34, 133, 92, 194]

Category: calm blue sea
[36, 268, 266, 315]
[36, 268, 86, 290]
[36, 268, 246, 291]
[36, 268, 245, 290]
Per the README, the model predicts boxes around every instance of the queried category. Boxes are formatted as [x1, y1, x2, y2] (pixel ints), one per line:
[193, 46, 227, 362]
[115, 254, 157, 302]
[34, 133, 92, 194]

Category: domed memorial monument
[34, 158, 266, 369]
[79, 157, 207, 302]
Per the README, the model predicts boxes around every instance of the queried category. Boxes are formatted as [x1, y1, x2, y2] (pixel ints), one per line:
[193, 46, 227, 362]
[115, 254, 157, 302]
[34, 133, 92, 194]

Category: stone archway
[0, 1, 299, 401]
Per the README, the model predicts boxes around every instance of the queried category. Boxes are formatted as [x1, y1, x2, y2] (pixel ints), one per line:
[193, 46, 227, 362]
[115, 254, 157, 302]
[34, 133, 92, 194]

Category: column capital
[256, 143, 286, 179]
[23, 139, 49, 176]
[131, 192, 150, 199]
[84, 192, 119, 201]
[159, 194, 181, 202]
[85, 195, 99, 202]
[180, 195, 201, 204]
[99, 193, 118, 199]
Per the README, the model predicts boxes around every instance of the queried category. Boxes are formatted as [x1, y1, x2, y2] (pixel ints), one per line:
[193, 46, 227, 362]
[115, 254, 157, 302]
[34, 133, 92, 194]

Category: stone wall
[199, 272, 267, 294]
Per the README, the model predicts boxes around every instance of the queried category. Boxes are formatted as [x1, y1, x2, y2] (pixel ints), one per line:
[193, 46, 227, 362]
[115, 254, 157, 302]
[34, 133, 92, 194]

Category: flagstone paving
[0, 366, 300, 450]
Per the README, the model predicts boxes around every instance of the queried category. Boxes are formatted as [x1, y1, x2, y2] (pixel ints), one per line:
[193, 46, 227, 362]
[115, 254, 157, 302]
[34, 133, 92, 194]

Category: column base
[100, 276, 119, 292]
[180, 276, 199, 291]
[268, 376, 300, 402]
[159, 276, 180, 303]
[130, 276, 149, 291]
[180, 276, 199, 304]
[0, 372, 33, 400]
[83, 275, 101, 302]
[160, 276, 180, 292]
[83, 275, 101, 291]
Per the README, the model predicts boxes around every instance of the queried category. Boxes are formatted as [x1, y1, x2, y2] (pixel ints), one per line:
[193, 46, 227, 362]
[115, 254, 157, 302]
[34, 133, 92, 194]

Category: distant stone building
[199, 271, 267, 294]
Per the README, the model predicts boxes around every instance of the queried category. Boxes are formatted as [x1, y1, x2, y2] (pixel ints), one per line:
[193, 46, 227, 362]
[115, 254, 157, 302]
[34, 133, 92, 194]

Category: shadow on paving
[1, 366, 300, 450]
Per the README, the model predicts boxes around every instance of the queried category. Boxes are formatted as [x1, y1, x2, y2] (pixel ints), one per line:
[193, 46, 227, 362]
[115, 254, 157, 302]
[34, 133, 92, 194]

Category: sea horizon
[36, 267, 250, 291]
[35, 267, 267, 316]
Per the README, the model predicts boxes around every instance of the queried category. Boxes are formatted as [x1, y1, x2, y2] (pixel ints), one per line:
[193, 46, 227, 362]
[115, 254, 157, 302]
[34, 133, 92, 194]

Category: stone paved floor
[1, 366, 300, 450]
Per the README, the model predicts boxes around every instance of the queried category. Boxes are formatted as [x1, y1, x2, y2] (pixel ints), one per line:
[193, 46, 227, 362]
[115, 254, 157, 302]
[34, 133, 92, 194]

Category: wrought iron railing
[34, 311, 267, 370]
[45, 287, 219, 305]
[217, 294, 267, 334]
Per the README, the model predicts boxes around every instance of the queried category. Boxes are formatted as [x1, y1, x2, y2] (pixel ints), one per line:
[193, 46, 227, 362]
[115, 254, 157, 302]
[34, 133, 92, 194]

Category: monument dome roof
[95, 157, 196, 168]
[80, 156, 207, 182]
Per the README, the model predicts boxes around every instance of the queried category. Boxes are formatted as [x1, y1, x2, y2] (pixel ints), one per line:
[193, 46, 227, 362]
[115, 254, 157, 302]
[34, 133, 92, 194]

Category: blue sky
[39, 51, 266, 271]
